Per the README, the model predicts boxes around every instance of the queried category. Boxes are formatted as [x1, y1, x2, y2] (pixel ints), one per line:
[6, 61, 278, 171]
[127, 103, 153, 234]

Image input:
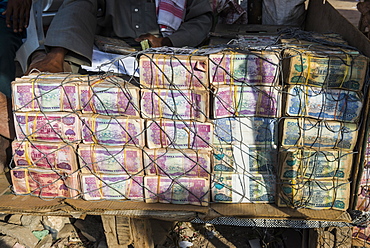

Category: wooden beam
[131, 218, 155, 248]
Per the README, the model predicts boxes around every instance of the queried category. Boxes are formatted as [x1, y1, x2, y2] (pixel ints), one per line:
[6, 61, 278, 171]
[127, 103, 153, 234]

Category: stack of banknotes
[80, 174, 144, 200]
[78, 144, 144, 175]
[10, 42, 367, 206]
[143, 148, 211, 178]
[12, 140, 78, 173]
[139, 53, 209, 90]
[12, 74, 86, 112]
[281, 118, 358, 150]
[213, 117, 277, 145]
[212, 85, 280, 118]
[140, 89, 208, 121]
[144, 176, 210, 206]
[139, 52, 214, 204]
[213, 145, 277, 174]
[211, 173, 276, 203]
[80, 78, 141, 117]
[13, 74, 142, 115]
[283, 47, 369, 90]
[209, 50, 280, 87]
[277, 40, 369, 210]
[278, 179, 350, 210]
[285, 85, 363, 122]
[352, 226, 370, 245]
[11, 167, 80, 198]
[279, 148, 353, 180]
[356, 167, 370, 212]
[14, 112, 81, 143]
[353, 167, 370, 243]
[80, 115, 145, 146]
[146, 119, 213, 150]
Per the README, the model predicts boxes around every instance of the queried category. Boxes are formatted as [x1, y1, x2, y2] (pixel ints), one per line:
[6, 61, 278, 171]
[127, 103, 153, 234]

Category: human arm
[167, 0, 213, 47]
[25, 47, 67, 74]
[26, 0, 99, 73]
[2, 0, 32, 33]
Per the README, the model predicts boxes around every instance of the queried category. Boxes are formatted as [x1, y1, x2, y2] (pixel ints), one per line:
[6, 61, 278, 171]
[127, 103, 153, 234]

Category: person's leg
[0, 18, 24, 98]
[0, 18, 23, 172]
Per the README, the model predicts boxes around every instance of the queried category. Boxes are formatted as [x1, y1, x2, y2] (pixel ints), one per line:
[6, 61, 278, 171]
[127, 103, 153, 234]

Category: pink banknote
[11, 168, 80, 198]
[80, 79, 140, 117]
[209, 51, 280, 86]
[139, 54, 209, 90]
[78, 144, 144, 175]
[12, 140, 78, 173]
[80, 174, 144, 200]
[213, 85, 280, 118]
[12, 74, 82, 112]
[141, 89, 208, 122]
[143, 148, 211, 178]
[146, 120, 213, 149]
[144, 176, 210, 206]
[81, 115, 145, 146]
[14, 112, 81, 143]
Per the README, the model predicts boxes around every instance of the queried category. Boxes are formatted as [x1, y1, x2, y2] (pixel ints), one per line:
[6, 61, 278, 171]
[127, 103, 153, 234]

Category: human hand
[25, 48, 67, 75]
[135, 33, 173, 48]
[2, 0, 32, 33]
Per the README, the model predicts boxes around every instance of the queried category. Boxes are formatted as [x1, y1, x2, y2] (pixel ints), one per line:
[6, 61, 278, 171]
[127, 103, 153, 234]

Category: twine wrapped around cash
[8, 29, 370, 217]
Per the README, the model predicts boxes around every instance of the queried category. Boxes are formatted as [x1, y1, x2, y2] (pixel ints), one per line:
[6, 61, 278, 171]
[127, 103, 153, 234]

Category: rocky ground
[0, 214, 308, 248]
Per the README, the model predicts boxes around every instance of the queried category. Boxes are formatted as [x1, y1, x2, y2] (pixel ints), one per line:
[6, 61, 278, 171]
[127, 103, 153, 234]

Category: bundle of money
[234, 35, 278, 48]
[285, 85, 363, 122]
[355, 168, 370, 211]
[80, 77, 140, 117]
[81, 115, 145, 146]
[278, 179, 350, 210]
[366, 135, 370, 167]
[14, 112, 81, 143]
[213, 85, 280, 118]
[78, 144, 144, 175]
[12, 140, 78, 173]
[144, 176, 210, 206]
[213, 117, 277, 145]
[12, 73, 87, 112]
[146, 119, 213, 149]
[280, 33, 348, 46]
[143, 148, 211, 178]
[352, 226, 370, 244]
[213, 145, 277, 174]
[11, 167, 80, 198]
[281, 118, 358, 150]
[139, 53, 209, 90]
[141, 89, 209, 122]
[209, 50, 280, 86]
[283, 48, 369, 91]
[211, 172, 276, 203]
[80, 174, 144, 201]
[279, 148, 353, 180]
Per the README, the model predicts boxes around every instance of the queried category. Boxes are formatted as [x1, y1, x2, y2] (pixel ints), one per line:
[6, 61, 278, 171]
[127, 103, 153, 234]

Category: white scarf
[156, 0, 186, 37]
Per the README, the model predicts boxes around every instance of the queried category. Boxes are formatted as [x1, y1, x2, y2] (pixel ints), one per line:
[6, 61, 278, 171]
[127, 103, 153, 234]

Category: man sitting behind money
[26, 0, 213, 74]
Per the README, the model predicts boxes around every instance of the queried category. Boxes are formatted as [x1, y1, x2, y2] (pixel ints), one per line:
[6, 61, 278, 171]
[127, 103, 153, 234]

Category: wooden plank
[101, 215, 131, 248]
[116, 216, 132, 246]
[309, 227, 352, 248]
[131, 218, 154, 248]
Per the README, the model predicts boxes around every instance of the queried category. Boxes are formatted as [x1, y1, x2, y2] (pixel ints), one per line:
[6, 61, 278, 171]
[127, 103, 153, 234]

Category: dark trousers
[0, 18, 24, 98]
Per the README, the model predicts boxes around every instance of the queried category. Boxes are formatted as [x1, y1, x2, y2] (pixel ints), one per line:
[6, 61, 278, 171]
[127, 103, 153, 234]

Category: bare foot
[26, 47, 67, 74]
